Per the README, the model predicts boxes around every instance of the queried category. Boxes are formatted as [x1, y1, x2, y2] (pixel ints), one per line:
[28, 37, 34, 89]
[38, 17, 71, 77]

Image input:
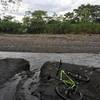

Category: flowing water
[0, 52, 100, 70]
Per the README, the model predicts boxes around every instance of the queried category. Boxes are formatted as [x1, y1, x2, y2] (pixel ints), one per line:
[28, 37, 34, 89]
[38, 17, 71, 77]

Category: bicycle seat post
[56, 60, 62, 77]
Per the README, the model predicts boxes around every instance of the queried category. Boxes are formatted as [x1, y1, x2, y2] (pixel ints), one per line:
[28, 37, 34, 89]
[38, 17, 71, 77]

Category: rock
[15, 69, 40, 100]
[0, 58, 30, 85]
[33, 61, 100, 100]
[0, 73, 22, 100]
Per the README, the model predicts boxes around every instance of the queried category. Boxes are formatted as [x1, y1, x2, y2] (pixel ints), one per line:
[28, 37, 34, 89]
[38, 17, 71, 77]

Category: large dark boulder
[32, 61, 100, 100]
[0, 58, 30, 85]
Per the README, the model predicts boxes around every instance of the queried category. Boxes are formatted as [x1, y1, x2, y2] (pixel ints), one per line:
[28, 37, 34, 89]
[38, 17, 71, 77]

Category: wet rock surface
[0, 58, 30, 85]
[0, 60, 100, 100]
[33, 62, 100, 100]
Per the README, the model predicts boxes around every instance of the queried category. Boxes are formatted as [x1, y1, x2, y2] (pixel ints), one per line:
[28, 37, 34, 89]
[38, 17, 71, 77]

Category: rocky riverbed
[0, 58, 100, 100]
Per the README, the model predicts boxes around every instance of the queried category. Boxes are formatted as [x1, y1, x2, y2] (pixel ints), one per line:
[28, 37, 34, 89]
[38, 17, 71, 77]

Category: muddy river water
[0, 52, 100, 70]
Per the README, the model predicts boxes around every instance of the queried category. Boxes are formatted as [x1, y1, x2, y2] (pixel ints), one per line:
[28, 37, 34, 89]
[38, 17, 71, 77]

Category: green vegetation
[0, 4, 100, 34]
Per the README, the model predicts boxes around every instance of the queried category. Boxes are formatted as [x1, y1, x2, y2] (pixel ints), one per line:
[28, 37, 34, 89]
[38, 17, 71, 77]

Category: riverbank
[0, 34, 100, 53]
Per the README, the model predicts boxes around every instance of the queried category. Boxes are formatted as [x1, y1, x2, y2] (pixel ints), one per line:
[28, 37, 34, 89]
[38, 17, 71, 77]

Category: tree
[64, 12, 74, 21]
[22, 16, 31, 33]
[31, 10, 47, 20]
[0, 0, 22, 16]
[3, 15, 14, 21]
[23, 16, 31, 26]
[29, 10, 47, 33]
[91, 5, 100, 23]
[74, 4, 92, 22]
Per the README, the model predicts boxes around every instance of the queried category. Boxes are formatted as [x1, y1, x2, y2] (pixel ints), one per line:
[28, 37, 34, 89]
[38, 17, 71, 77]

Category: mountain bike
[55, 60, 90, 100]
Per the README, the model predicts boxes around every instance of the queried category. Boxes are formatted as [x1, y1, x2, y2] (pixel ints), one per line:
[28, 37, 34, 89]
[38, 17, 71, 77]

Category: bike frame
[59, 69, 76, 89]
[57, 60, 76, 89]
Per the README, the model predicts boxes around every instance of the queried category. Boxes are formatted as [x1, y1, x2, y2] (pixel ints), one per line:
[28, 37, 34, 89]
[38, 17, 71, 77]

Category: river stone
[0, 58, 30, 85]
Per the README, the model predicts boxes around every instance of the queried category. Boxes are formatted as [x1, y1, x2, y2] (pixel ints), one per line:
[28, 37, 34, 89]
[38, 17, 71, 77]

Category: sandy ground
[0, 34, 100, 53]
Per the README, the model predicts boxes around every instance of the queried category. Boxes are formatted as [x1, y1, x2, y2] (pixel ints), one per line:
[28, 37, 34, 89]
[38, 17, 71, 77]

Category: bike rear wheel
[55, 82, 83, 100]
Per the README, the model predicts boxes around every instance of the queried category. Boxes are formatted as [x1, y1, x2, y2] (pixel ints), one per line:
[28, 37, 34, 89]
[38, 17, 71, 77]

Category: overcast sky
[0, 0, 100, 21]
[22, 0, 100, 14]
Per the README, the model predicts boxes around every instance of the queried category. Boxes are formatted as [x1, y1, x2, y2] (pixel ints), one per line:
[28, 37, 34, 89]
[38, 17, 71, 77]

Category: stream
[0, 52, 100, 70]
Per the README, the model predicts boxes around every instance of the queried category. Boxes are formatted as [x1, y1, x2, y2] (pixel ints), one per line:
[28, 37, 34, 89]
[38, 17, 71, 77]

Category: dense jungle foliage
[0, 4, 100, 34]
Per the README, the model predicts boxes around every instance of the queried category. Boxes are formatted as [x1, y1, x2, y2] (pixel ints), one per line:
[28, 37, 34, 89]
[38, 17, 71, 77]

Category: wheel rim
[55, 83, 83, 100]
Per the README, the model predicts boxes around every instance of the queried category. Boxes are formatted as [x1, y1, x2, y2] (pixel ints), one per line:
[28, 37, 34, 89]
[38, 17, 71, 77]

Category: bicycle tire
[55, 82, 83, 100]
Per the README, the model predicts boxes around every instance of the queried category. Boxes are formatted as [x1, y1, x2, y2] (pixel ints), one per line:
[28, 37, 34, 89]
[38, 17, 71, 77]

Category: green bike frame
[57, 60, 76, 89]
[59, 69, 76, 89]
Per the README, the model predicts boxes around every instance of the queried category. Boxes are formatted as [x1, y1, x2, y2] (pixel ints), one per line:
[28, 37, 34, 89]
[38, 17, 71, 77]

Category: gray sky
[22, 0, 100, 14]
[0, 0, 100, 21]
